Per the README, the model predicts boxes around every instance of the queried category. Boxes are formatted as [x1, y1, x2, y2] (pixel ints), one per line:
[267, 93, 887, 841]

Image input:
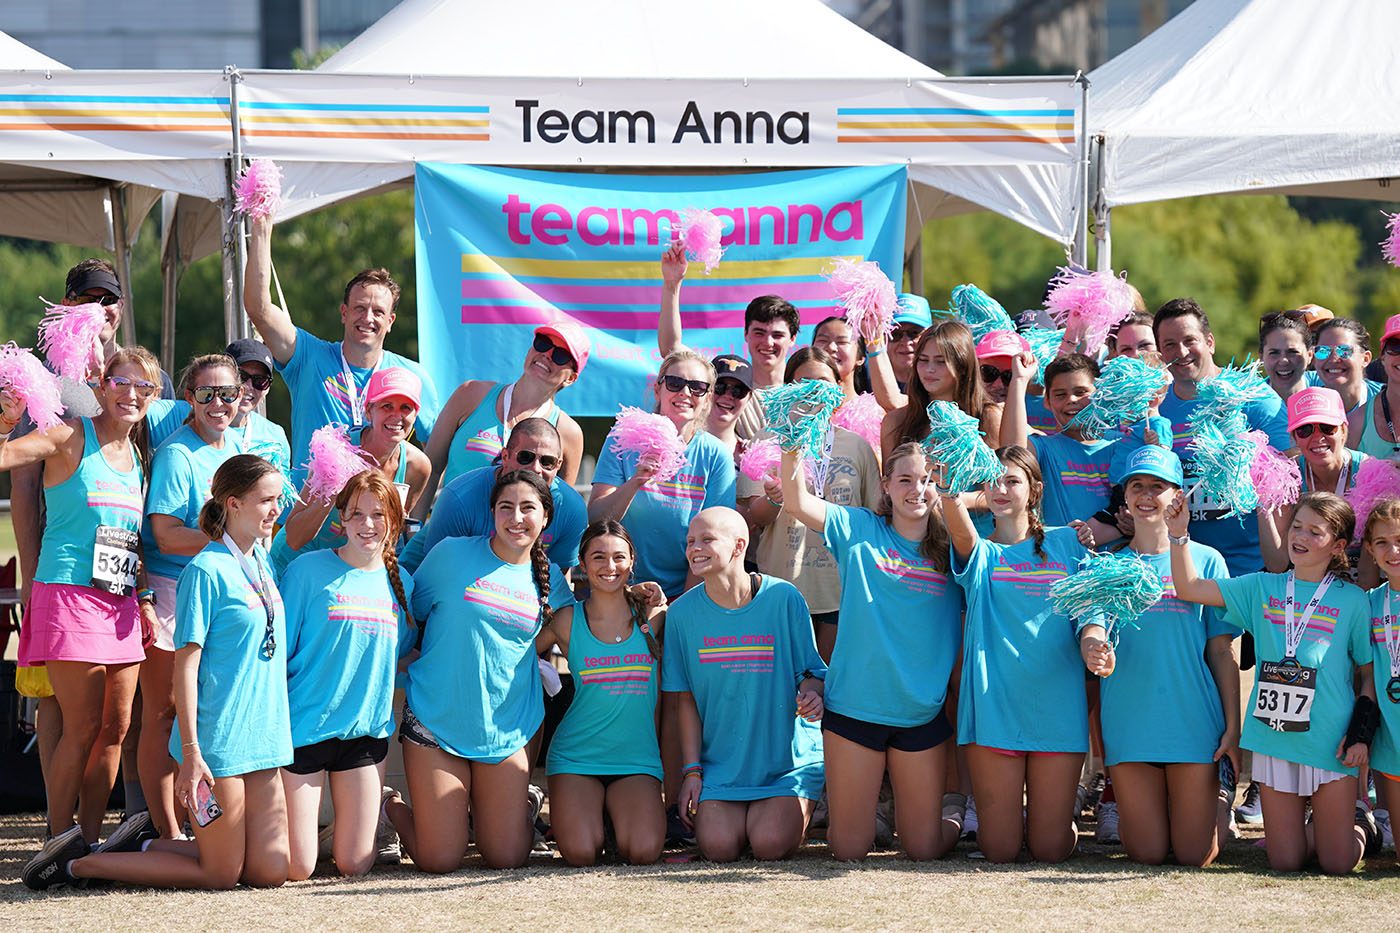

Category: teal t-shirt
[822, 505, 963, 727]
[546, 605, 662, 780]
[1218, 572, 1373, 773]
[1089, 544, 1234, 766]
[170, 540, 292, 778]
[282, 549, 415, 748]
[144, 424, 244, 581]
[1365, 585, 1400, 778]
[1031, 432, 1115, 526]
[405, 535, 573, 763]
[660, 576, 825, 802]
[592, 429, 737, 598]
[954, 526, 1089, 751]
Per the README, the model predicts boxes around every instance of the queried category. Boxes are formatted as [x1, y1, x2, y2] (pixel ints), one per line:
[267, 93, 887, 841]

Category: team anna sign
[414, 163, 907, 416]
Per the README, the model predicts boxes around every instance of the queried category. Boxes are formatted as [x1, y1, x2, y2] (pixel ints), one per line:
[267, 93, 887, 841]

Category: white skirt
[1253, 752, 1349, 796]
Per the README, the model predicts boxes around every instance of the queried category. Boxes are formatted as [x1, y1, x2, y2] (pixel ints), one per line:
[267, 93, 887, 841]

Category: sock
[123, 780, 147, 814]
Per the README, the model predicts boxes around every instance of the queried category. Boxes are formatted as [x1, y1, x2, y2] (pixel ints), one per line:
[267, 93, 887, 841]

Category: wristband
[682, 761, 702, 773]
[138, 587, 157, 605]
[1344, 695, 1381, 748]
[182, 740, 200, 750]
[866, 344, 886, 358]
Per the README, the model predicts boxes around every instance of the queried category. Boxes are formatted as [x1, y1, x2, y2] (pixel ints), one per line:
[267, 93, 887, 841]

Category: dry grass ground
[2, 812, 1396, 930]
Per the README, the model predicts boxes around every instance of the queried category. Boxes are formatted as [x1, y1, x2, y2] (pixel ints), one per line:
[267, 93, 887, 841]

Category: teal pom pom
[1021, 326, 1064, 385]
[246, 438, 301, 509]
[1050, 551, 1165, 641]
[921, 400, 1004, 494]
[1190, 361, 1273, 433]
[1187, 422, 1258, 519]
[756, 379, 847, 454]
[1067, 356, 1170, 439]
[948, 284, 1015, 342]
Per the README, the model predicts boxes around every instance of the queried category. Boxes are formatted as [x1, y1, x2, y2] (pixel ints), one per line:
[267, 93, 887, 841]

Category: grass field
[2, 812, 1395, 929]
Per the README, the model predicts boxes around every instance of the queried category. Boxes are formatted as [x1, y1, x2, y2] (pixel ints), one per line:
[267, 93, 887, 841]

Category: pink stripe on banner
[463, 276, 838, 308]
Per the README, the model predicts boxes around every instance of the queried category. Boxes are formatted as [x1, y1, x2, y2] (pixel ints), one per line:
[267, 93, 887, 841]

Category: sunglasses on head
[979, 364, 1013, 386]
[512, 449, 561, 470]
[74, 292, 120, 307]
[1312, 344, 1356, 361]
[713, 379, 750, 400]
[532, 333, 575, 367]
[660, 374, 711, 397]
[192, 385, 241, 405]
[103, 375, 158, 398]
[1292, 423, 1339, 439]
[239, 370, 273, 391]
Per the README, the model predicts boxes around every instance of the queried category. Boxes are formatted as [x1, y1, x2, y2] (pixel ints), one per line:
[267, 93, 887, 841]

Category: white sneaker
[376, 787, 402, 865]
[1235, 781, 1263, 824]
[1095, 801, 1120, 844]
[1376, 808, 1394, 850]
[961, 794, 979, 841]
[317, 823, 334, 860]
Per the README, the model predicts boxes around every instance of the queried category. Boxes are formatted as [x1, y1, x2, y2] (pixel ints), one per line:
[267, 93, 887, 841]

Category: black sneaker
[95, 810, 157, 855]
[1357, 806, 1381, 858]
[665, 805, 696, 848]
[21, 825, 87, 890]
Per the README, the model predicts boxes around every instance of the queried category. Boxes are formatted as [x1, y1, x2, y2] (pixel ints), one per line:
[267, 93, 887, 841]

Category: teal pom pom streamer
[921, 400, 1004, 494]
[756, 379, 847, 453]
[1187, 421, 1258, 519]
[1067, 356, 1169, 439]
[245, 438, 301, 510]
[1190, 361, 1273, 434]
[1021, 326, 1064, 385]
[1050, 551, 1165, 642]
[948, 284, 1014, 342]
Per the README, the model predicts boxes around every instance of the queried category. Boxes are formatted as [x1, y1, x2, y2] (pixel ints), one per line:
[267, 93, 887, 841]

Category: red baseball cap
[535, 320, 592, 375]
[975, 329, 1031, 360]
[1286, 386, 1346, 433]
[364, 367, 421, 410]
[1380, 314, 1400, 347]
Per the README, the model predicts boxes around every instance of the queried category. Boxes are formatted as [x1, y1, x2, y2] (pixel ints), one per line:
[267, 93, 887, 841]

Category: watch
[1168, 534, 1190, 547]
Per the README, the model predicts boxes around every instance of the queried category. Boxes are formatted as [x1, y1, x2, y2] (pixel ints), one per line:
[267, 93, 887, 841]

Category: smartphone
[194, 780, 223, 828]
[1218, 756, 1237, 800]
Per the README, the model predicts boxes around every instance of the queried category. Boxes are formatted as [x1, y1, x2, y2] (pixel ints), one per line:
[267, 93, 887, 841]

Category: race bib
[1184, 462, 1228, 522]
[91, 525, 140, 597]
[1253, 659, 1316, 733]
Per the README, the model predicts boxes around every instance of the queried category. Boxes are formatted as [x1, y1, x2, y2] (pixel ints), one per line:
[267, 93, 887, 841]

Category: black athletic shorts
[812, 611, 840, 628]
[822, 708, 953, 753]
[286, 736, 388, 775]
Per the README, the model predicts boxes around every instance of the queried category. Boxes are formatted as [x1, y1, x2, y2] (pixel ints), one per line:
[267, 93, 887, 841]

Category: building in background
[828, 0, 1018, 75]
[985, 0, 1193, 72]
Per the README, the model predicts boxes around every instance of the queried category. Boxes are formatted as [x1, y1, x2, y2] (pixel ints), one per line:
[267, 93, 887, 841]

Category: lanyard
[1303, 457, 1350, 496]
[498, 381, 554, 443]
[1283, 571, 1333, 660]
[221, 534, 276, 640]
[1385, 589, 1400, 679]
[339, 345, 381, 428]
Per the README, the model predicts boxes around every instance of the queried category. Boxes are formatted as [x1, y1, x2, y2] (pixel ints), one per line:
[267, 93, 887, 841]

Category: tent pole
[909, 234, 924, 296]
[1092, 135, 1112, 272]
[223, 66, 249, 343]
[109, 185, 136, 347]
[1071, 73, 1091, 266]
[160, 203, 179, 373]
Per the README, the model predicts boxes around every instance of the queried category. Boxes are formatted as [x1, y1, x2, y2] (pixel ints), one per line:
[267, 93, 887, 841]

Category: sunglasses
[660, 374, 711, 397]
[103, 375, 158, 398]
[532, 333, 575, 368]
[1312, 344, 1356, 361]
[1383, 340, 1400, 357]
[979, 364, 1013, 386]
[513, 449, 561, 470]
[890, 326, 924, 343]
[1292, 423, 1339, 439]
[192, 385, 241, 405]
[74, 292, 120, 306]
[260, 601, 277, 660]
[239, 370, 273, 391]
[713, 379, 751, 400]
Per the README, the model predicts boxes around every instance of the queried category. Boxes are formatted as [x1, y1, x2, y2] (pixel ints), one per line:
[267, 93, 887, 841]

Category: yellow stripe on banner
[461, 253, 859, 279]
[0, 107, 227, 118]
[241, 114, 490, 128]
[837, 120, 1075, 131]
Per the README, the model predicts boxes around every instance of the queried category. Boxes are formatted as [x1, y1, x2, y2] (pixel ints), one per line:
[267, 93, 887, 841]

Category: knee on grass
[748, 825, 801, 861]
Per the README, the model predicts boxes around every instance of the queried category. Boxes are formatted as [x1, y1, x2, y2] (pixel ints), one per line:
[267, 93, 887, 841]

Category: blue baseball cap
[1119, 445, 1184, 487]
[894, 294, 933, 329]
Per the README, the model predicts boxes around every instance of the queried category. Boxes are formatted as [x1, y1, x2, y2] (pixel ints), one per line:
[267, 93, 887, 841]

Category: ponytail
[529, 537, 554, 628]
[198, 454, 279, 541]
[384, 547, 416, 631]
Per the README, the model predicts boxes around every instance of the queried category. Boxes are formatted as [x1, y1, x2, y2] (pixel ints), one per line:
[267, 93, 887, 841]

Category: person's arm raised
[658, 243, 687, 357]
[1166, 490, 1225, 607]
[242, 213, 298, 365]
[778, 448, 827, 534]
[999, 351, 1037, 452]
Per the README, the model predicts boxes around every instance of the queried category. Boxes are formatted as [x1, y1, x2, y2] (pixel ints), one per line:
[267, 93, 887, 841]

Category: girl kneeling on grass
[1168, 490, 1380, 873]
[385, 470, 574, 872]
[279, 470, 415, 879]
[538, 521, 667, 866]
[1077, 446, 1239, 867]
[1358, 500, 1400, 849]
[29, 455, 294, 890]
[779, 441, 963, 861]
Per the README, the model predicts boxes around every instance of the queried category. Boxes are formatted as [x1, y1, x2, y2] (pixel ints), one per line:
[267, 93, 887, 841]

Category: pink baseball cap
[1381, 314, 1400, 346]
[1286, 386, 1346, 433]
[535, 319, 592, 375]
[364, 367, 421, 410]
[975, 329, 1031, 360]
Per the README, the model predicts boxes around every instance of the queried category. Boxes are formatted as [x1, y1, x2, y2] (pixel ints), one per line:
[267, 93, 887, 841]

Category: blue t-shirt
[1304, 369, 1383, 406]
[405, 535, 573, 762]
[400, 465, 587, 573]
[145, 399, 188, 449]
[281, 549, 415, 748]
[1088, 545, 1234, 766]
[275, 327, 438, 487]
[1365, 585, 1400, 778]
[954, 526, 1089, 751]
[661, 575, 825, 802]
[1159, 385, 1290, 576]
[170, 540, 292, 778]
[1218, 572, 1372, 773]
[592, 429, 737, 598]
[1026, 393, 1058, 434]
[823, 506, 963, 727]
[1031, 433, 1116, 526]
[143, 424, 244, 581]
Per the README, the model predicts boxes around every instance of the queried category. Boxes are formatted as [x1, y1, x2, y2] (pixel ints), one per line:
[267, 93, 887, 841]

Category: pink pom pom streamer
[37, 300, 105, 382]
[831, 393, 884, 451]
[825, 258, 896, 343]
[1383, 211, 1400, 269]
[607, 407, 688, 484]
[0, 343, 63, 431]
[1245, 433, 1300, 512]
[1043, 268, 1136, 355]
[675, 209, 725, 273]
[1349, 457, 1400, 545]
[234, 159, 283, 220]
[738, 437, 816, 485]
[302, 425, 374, 504]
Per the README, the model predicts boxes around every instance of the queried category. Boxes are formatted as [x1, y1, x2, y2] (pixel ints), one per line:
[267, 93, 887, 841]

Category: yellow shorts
[15, 663, 54, 699]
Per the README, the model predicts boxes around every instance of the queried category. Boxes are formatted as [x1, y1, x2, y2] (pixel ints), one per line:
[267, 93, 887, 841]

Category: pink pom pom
[1246, 433, 1301, 511]
[1383, 211, 1400, 268]
[831, 393, 884, 451]
[37, 300, 105, 382]
[234, 159, 283, 220]
[607, 406, 688, 483]
[1043, 268, 1136, 355]
[675, 209, 725, 274]
[825, 258, 897, 343]
[1350, 457, 1400, 544]
[738, 437, 816, 486]
[0, 343, 64, 431]
[302, 425, 374, 503]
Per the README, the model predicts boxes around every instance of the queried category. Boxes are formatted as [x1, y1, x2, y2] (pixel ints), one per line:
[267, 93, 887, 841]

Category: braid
[382, 547, 416, 631]
[623, 586, 663, 661]
[1028, 506, 1047, 560]
[529, 538, 554, 628]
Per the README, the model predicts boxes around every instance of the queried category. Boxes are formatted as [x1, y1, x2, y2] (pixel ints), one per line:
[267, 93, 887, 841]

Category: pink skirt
[19, 580, 144, 666]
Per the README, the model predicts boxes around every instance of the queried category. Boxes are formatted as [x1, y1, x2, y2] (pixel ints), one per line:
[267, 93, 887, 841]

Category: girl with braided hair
[277, 470, 417, 879]
[538, 521, 667, 866]
[385, 470, 574, 872]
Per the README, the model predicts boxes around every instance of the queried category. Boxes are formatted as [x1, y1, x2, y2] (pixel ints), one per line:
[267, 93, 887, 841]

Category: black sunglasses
[660, 374, 711, 397]
[979, 364, 1013, 386]
[890, 325, 924, 342]
[1383, 340, 1400, 357]
[1292, 423, 1339, 439]
[513, 449, 561, 470]
[532, 333, 575, 368]
[192, 385, 241, 405]
[239, 370, 273, 391]
[260, 601, 277, 660]
[73, 292, 120, 306]
[713, 380, 751, 400]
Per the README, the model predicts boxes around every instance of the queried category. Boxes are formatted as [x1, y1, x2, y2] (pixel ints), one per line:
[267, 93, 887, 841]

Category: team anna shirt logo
[1261, 595, 1340, 645]
[873, 548, 947, 596]
[462, 577, 541, 634]
[647, 471, 707, 510]
[329, 591, 401, 639]
[578, 653, 654, 696]
[1060, 458, 1110, 494]
[463, 426, 505, 460]
[990, 558, 1069, 597]
[698, 633, 775, 674]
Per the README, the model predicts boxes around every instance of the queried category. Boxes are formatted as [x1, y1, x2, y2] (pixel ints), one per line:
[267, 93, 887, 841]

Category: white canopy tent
[1088, 0, 1400, 269]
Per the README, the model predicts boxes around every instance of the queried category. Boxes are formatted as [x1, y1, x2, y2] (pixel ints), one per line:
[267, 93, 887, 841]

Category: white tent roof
[1090, 0, 1400, 208]
[0, 29, 66, 70]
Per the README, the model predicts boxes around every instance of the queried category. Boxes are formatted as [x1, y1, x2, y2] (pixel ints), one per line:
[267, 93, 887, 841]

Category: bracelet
[682, 761, 702, 773]
[866, 344, 886, 358]
[765, 494, 782, 507]
[182, 740, 200, 750]
[137, 587, 157, 605]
